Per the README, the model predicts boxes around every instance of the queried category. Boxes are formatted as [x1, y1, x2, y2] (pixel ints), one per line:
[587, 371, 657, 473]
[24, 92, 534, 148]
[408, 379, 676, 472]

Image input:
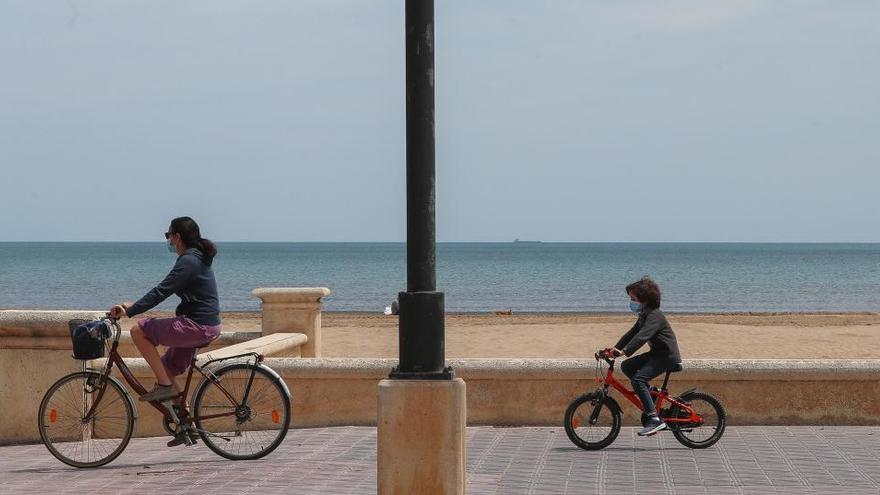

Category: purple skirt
[138, 316, 221, 376]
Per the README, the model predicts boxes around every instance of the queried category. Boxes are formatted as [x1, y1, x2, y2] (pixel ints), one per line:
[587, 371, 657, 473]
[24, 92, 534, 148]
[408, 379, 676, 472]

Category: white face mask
[629, 301, 642, 314]
[167, 240, 176, 253]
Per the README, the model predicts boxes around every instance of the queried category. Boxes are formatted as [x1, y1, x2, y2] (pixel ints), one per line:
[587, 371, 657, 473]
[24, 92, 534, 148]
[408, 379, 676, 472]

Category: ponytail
[198, 238, 218, 266]
[169, 216, 218, 266]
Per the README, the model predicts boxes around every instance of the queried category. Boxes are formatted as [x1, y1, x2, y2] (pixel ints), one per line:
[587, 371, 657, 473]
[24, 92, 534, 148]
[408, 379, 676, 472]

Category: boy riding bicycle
[607, 277, 681, 436]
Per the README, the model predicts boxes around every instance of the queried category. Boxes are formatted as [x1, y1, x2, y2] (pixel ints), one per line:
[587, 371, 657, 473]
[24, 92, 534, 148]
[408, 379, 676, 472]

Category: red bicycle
[564, 349, 725, 450]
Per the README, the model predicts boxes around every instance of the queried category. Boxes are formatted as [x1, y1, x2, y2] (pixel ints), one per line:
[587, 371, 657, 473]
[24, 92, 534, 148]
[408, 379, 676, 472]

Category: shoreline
[210, 311, 880, 359]
[5, 309, 876, 358]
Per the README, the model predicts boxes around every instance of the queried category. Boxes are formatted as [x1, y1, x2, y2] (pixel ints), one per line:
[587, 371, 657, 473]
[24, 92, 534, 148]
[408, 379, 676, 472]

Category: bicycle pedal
[167, 432, 198, 448]
[164, 401, 182, 429]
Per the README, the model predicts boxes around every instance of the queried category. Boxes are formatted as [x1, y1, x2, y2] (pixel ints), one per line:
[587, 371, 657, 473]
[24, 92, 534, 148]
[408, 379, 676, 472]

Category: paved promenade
[3, 426, 880, 494]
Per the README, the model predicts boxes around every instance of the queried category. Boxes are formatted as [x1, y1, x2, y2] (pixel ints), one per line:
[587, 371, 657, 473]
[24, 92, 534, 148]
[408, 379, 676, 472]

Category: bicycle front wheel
[564, 392, 621, 450]
[38, 371, 135, 468]
[193, 363, 291, 460]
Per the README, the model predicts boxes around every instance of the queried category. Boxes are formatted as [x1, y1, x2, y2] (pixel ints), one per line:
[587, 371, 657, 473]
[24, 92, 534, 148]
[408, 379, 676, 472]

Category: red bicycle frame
[598, 357, 703, 426]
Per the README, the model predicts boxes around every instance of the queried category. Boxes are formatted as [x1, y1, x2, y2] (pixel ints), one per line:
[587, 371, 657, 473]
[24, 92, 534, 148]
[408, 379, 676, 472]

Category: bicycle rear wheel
[193, 363, 291, 460]
[669, 391, 726, 449]
[38, 371, 135, 468]
[564, 392, 621, 450]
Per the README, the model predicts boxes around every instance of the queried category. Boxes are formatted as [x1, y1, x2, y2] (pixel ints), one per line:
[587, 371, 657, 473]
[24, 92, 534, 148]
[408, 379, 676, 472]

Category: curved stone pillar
[252, 288, 331, 358]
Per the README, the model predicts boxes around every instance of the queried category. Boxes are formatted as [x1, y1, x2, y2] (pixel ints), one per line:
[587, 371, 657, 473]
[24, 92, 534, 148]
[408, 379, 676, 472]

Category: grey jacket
[614, 308, 681, 363]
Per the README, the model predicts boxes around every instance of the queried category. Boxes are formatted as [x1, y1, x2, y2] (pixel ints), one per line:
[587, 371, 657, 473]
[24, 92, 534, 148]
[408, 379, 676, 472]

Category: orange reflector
[271, 410, 280, 424]
[572, 417, 580, 429]
[50, 409, 58, 423]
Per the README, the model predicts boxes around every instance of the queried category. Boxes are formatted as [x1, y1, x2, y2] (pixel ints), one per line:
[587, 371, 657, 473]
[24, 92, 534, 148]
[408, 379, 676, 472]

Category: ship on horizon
[513, 239, 542, 244]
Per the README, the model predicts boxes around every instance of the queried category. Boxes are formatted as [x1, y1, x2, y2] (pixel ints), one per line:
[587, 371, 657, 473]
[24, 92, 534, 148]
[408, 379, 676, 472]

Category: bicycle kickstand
[163, 400, 193, 447]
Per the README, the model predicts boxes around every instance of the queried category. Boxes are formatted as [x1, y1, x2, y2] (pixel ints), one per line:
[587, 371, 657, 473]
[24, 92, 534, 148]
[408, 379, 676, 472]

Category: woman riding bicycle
[608, 276, 681, 437]
[109, 216, 221, 406]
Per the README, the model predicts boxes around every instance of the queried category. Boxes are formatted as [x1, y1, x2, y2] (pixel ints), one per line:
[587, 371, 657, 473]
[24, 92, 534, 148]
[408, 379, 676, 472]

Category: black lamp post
[390, 0, 451, 380]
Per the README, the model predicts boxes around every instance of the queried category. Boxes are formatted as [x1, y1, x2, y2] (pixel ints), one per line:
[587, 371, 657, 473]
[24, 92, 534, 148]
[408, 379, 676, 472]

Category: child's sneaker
[638, 415, 667, 436]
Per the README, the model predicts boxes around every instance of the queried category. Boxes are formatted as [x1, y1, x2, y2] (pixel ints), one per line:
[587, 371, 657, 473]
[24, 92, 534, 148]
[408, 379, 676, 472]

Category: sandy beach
[189, 311, 880, 359]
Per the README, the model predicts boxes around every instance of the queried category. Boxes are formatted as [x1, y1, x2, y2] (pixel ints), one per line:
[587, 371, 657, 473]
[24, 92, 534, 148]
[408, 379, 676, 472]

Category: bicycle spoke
[194, 365, 289, 460]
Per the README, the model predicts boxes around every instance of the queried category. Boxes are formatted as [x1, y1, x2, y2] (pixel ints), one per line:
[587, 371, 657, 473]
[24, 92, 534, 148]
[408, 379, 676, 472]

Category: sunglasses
[164, 232, 174, 239]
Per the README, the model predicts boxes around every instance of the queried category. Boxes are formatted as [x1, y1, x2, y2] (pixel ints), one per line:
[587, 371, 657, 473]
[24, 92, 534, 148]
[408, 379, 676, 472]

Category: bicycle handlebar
[594, 349, 615, 364]
[101, 314, 123, 342]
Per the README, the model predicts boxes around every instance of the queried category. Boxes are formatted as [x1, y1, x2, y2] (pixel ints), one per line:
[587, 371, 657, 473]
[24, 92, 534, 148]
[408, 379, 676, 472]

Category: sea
[0, 242, 878, 313]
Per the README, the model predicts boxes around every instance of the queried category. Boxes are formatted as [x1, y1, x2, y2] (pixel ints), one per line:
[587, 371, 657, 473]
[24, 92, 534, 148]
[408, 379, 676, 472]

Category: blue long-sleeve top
[125, 248, 221, 326]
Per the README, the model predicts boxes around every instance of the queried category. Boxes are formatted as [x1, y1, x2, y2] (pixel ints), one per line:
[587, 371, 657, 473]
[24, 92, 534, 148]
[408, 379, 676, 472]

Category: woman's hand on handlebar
[109, 303, 131, 319]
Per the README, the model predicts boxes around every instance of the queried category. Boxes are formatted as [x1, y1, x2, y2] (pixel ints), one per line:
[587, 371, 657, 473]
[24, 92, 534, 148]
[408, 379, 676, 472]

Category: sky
[1, 1, 878, 242]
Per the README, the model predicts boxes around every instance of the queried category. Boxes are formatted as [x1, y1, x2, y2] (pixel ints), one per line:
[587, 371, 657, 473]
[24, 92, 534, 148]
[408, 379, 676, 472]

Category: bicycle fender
[602, 395, 622, 415]
[579, 391, 621, 414]
[677, 388, 699, 400]
[87, 367, 139, 421]
[254, 363, 292, 399]
[195, 362, 292, 402]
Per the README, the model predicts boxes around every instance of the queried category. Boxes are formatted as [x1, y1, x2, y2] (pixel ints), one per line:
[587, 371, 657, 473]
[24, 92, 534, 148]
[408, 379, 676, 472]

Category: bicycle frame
[596, 357, 702, 426]
[83, 319, 262, 427]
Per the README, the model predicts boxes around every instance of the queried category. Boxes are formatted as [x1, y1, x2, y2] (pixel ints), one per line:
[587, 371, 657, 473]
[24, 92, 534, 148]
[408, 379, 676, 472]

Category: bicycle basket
[68, 319, 110, 360]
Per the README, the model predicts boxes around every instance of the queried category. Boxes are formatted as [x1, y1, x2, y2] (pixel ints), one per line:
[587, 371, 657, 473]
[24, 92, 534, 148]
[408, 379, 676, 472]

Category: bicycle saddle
[668, 363, 684, 373]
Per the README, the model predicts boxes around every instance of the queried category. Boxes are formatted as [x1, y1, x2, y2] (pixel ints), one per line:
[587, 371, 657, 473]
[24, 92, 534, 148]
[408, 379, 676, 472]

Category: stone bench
[195, 332, 308, 363]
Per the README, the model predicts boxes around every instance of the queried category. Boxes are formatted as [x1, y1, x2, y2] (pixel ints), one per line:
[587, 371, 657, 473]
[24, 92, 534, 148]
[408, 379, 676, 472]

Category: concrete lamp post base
[378, 378, 467, 495]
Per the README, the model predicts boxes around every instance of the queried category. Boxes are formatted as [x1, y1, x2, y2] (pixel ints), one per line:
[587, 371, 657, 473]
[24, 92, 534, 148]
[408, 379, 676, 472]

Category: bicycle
[564, 349, 725, 450]
[38, 316, 292, 468]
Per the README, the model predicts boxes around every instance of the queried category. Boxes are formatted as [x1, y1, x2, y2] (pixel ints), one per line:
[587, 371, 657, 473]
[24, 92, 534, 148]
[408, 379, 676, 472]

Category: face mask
[167, 240, 176, 253]
[629, 301, 641, 314]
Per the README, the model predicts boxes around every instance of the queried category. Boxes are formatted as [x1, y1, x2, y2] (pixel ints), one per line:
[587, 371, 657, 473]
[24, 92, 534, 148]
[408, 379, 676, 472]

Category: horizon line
[1, 240, 879, 244]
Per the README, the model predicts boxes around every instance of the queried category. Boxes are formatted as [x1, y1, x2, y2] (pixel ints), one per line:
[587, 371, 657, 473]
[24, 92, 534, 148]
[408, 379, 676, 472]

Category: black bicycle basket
[68, 319, 110, 360]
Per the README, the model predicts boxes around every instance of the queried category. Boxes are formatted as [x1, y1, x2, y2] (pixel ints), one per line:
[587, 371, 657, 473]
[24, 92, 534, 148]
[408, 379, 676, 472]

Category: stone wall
[272, 358, 880, 428]
[4, 304, 879, 445]
[101, 357, 880, 440]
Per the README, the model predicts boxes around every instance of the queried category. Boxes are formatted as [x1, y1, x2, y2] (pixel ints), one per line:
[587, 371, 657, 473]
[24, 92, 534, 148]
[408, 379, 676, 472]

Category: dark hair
[169, 216, 217, 266]
[626, 276, 661, 310]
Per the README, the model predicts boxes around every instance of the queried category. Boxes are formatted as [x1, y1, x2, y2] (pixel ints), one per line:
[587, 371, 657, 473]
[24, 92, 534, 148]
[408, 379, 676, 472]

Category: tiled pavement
[3, 426, 880, 494]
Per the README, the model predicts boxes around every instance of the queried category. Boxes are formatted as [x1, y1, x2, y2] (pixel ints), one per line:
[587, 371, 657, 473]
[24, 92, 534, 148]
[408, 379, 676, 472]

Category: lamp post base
[377, 377, 466, 495]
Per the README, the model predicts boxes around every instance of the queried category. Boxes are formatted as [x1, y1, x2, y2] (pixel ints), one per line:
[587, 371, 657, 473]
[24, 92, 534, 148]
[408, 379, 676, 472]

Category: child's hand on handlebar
[597, 348, 623, 359]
